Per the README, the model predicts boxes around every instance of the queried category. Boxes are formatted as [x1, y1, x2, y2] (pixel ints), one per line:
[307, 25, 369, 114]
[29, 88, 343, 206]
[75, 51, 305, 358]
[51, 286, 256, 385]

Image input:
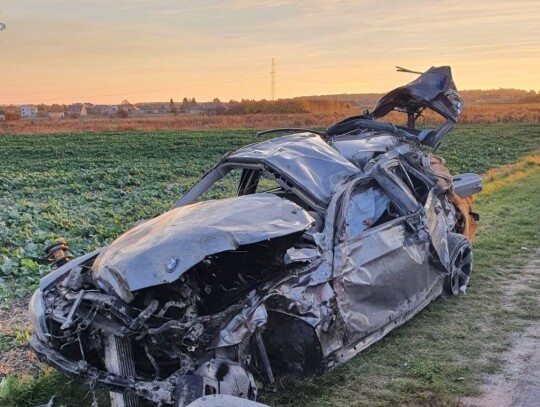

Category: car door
[332, 170, 442, 347]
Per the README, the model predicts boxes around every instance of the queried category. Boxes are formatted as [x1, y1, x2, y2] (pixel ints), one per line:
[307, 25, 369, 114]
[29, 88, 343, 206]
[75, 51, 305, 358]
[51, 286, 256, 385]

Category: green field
[1, 124, 540, 406]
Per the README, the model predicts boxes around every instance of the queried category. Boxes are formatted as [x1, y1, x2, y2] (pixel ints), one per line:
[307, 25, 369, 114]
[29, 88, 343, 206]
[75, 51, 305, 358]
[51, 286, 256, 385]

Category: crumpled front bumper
[29, 335, 176, 405]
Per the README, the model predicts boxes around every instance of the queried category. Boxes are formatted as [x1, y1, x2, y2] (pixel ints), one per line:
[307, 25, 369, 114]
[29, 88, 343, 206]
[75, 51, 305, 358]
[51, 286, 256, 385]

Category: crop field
[0, 124, 537, 300]
[1, 124, 540, 406]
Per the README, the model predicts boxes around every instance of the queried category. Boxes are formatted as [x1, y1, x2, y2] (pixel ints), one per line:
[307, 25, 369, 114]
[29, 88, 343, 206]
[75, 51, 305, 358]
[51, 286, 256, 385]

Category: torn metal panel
[331, 133, 398, 169]
[92, 194, 314, 295]
[425, 191, 450, 269]
[371, 162, 420, 215]
[284, 246, 320, 265]
[210, 304, 268, 348]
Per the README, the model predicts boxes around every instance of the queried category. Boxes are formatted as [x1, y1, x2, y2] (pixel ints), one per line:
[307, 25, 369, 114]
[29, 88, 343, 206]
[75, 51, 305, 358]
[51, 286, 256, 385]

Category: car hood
[91, 194, 314, 301]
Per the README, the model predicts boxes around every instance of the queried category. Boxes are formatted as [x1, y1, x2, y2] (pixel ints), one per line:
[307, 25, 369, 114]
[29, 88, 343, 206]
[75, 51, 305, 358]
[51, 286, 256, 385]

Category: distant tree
[190, 98, 197, 106]
[50, 104, 65, 112]
[179, 98, 190, 113]
[170, 98, 178, 116]
[5, 111, 20, 121]
[117, 107, 128, 118]
[213, 98, 221, 103]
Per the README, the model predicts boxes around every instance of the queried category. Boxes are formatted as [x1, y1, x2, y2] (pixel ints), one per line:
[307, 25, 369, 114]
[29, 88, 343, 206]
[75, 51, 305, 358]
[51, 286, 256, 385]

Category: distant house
[0, 111, 5, 121]
[93, 105, 118, 117]
[140, 105, 159, 115]
[475, 94, 501, 103]
[188, 105, 206, 115]
[48, 112, 65, 119]
[188, 103, 230, 115]
[20, 105, 38, 117]
[107, 105, 119, 116]
[66, 104, 88, 118]
[118, 105, 142, 116]
[158, 104, 172, 114]
[131, 107, 142, 116]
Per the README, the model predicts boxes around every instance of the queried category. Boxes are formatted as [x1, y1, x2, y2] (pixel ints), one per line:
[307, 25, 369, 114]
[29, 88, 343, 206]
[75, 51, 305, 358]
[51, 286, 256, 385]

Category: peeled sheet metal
[92, 194, 314, 294]
[228, 133, 359, 205]
[371, 66, 460, 121]
[425, 191, 450, 269]
[210, 303, 268, 348]
[331, 133, 398, 169]
[265, 274, 344, 357]
[332, 218, 440, 341]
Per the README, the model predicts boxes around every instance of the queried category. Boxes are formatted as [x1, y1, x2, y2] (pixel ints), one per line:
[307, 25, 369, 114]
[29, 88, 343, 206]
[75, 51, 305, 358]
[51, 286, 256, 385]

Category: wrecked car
[29, 66, 481, 406]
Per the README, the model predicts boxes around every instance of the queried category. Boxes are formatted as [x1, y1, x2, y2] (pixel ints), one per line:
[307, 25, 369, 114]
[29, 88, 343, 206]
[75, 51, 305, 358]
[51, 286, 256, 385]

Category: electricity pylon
[270, 59, 276, 101]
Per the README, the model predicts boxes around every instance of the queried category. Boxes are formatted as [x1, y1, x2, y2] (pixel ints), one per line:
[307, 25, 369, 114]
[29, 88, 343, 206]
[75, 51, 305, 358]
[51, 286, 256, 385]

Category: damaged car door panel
[28, 66, 482, 406]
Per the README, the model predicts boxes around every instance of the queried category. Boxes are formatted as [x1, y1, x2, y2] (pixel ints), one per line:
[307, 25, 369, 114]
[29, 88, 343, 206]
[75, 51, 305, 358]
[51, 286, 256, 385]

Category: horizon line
[1, 86, 537, 107]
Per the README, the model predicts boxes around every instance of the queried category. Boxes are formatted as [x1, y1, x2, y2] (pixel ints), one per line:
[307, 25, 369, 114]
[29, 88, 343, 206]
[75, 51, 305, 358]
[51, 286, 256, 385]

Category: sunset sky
[1, 0, 540, 104]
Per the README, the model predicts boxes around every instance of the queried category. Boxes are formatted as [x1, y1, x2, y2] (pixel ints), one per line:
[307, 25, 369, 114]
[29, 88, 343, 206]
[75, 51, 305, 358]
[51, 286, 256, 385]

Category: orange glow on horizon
[1, 0, 539, 105]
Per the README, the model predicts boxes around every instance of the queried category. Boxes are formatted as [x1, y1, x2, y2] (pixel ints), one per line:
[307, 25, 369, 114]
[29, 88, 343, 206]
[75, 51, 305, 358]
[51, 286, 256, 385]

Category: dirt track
[461, 250, 540, 407]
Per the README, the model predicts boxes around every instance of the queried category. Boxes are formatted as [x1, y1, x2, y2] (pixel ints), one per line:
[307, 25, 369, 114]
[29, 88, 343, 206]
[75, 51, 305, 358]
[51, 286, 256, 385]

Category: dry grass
[0, 112, 345, 135]
[2, 103, 540, 135]
[480, 154, 540, 195]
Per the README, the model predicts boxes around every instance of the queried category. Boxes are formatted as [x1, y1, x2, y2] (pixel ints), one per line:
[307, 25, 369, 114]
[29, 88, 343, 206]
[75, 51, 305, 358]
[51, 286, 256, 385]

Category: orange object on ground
[449, 194, 477, 241]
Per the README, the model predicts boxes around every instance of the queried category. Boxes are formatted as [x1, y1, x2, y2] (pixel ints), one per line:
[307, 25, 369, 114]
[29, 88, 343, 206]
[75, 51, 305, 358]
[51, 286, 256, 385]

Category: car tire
[443, 233, 473, 295]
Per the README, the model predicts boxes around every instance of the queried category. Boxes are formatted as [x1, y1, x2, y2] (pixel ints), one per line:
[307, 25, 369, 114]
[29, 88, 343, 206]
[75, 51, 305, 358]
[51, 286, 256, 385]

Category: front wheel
[443, 233, 473, 295]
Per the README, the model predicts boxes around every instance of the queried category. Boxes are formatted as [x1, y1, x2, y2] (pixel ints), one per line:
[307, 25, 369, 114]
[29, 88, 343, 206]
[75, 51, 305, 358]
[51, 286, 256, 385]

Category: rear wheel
[443, 233, 473, 295]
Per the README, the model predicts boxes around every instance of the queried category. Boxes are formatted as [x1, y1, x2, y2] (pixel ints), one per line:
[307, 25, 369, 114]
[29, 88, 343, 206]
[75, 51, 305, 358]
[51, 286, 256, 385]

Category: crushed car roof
[227, 133, 360, 205]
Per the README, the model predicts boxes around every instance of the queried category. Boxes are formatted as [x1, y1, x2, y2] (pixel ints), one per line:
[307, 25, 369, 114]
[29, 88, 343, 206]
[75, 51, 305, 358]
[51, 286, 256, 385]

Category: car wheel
[443, 233, 473, 295]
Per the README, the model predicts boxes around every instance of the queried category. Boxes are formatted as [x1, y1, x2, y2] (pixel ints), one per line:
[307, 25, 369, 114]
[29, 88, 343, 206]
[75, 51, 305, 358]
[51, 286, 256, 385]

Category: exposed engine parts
[43, 238, 72, 270]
